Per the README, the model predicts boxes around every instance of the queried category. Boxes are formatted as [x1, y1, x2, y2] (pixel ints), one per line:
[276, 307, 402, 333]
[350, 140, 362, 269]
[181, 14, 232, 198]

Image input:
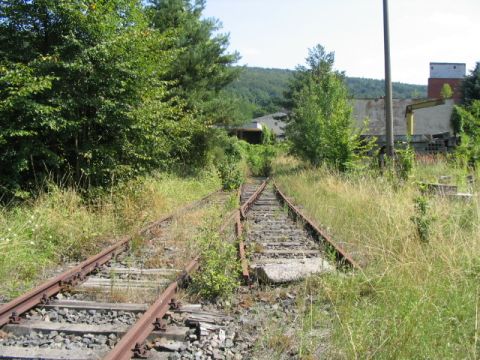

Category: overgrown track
[0, 189, 235, 360]
[239, 179, 358, 284]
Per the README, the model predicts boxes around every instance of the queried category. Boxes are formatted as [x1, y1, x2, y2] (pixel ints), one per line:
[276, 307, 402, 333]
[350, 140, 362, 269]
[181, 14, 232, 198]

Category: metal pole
[383, 0, 394, 156]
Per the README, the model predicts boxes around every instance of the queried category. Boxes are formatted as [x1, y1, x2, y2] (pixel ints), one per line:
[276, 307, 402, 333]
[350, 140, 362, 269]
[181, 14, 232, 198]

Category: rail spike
[132, 343, 150, 358]
[9, 311, 21, 324]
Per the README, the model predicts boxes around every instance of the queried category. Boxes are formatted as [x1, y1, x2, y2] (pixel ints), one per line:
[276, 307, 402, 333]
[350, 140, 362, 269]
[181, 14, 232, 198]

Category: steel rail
[237, 179, 269, 282]
[104, 181, 267, 359]
[0, 189, 222, 328]
[103, 258, 199, 360]
[273, 182, 360, 270]
[240, 179, 268, 219]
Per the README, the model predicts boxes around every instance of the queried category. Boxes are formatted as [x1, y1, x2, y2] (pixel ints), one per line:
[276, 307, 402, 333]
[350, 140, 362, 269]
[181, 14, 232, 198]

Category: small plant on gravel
[191, 230, 240, 300]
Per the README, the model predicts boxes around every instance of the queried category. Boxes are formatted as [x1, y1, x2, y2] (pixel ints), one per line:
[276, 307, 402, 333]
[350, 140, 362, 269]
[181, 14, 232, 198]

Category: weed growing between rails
[273, 157, 480, 358]
[189, 192, 241, 300]
[0, 171, 221, 299]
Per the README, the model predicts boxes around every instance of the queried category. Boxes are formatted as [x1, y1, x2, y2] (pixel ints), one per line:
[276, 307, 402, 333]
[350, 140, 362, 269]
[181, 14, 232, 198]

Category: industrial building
[230, 112, 287, 144]
[427, 62, 466, 103]
[232, 62, 464, 152]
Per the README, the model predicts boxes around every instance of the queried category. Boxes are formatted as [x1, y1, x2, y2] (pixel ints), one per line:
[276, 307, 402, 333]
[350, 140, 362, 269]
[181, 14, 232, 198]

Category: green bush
[396, 141, 415, 180]
[410, 195, 434, 243]
[238, 141, 278, 177]
[217, 161, 244, 190]
[191, 231, 240, 299]
[204, 130, 245, 190]
[452, 100, 480, 168]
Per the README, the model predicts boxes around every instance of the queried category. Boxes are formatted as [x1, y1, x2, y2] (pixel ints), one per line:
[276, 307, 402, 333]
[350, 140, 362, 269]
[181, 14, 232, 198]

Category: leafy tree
[147, 0, 240, 125]
[0, 0, 201, 198]
[461, 62, 480, 105]
[284, 45, 364, 171]
[440, 83, 453, 99]
[453, 100, 480, 166]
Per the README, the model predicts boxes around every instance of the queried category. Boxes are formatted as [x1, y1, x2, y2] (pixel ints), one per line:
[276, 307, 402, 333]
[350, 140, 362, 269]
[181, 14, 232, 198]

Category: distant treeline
[226, 67, 427, 118]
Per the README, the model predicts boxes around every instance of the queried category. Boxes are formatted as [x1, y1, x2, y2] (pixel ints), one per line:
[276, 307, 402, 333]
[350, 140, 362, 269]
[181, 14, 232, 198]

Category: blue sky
[203, 0, 480, 85]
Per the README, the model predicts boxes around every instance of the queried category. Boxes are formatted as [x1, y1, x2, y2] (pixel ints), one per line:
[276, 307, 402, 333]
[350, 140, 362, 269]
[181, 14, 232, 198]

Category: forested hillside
[347, 76, 427, 99]
[227, 67, 427, 118]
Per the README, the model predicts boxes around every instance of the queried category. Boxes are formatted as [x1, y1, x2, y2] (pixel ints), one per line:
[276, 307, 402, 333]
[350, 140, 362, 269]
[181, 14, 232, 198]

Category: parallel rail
[235, 180, 360, 283]
[0, 189, 221, 328]
[273, 182, 360, 270]
[103, 259, 200, 360]
[103, 180, 267, 358]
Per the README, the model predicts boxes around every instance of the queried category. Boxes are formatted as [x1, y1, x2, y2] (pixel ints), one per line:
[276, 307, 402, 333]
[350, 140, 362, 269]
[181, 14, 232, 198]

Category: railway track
[0, 178, 358, 359]
[239, 179, 358, 284]
[0, 189, 238, 360]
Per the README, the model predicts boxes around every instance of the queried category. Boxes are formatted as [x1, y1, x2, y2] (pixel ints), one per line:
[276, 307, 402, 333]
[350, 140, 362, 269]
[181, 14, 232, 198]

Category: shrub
[191, 231, 240, 299]
[410, 195, 434, 243]
[396, 141, 415, 180]
[238, 141, 278, 177]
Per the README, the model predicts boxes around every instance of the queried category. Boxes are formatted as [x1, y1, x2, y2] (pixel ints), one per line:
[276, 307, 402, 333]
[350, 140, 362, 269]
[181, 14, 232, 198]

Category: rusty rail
[0, 236, 130, 327]
[103, 258, 199, 360]
[240, 179, 268, 219]
[237, 179, 269, 282]
[0, 189, 221, 328]
[273, 182, 360, 270]
[104, 182, 266, 359]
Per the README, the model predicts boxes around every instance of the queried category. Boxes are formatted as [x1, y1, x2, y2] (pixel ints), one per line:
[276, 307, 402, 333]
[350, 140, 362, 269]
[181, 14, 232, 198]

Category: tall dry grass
[274, 156, 480, 359]
[0, 171, 220, 298]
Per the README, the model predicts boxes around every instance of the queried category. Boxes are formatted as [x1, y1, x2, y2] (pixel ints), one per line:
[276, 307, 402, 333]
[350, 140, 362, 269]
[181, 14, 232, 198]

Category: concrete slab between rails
[0, 346, 102, 359]
[251, 257, 335, 284]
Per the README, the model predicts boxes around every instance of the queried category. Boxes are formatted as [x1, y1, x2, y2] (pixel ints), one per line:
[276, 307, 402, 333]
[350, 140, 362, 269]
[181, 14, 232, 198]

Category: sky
[203, 0, 480, 85]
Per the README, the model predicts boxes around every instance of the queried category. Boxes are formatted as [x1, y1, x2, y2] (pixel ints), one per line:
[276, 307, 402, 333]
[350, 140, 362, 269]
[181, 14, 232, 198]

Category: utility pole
[383, 0, 394, 156]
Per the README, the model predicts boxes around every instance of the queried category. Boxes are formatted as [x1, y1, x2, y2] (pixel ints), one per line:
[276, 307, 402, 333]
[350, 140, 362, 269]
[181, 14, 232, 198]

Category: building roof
[250, 112, 287, 136]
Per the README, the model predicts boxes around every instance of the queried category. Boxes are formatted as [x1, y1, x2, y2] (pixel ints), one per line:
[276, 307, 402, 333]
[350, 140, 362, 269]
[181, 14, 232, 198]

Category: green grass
[0, 170, 221, 298]
[274, 156, 480, 359]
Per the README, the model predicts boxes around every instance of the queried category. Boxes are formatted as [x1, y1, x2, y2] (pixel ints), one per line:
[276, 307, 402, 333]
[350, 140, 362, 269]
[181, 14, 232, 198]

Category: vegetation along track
[0, 189, 234, 360]
[239, 178, 359, 284]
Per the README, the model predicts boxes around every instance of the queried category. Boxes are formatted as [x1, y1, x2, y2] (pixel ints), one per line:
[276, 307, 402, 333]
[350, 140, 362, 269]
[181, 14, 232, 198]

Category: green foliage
[440, 83, 453, 99]
[284, 44, 367, 171]
[0, 0, 238, 199]
[346, 77, 427, 99]
[147, 0, 240, 125]
[453, 100, 480, 167]
[461, 62, 480, 105]
[208, 132, 245, 190]
[238, 141, 277, 177]
[261, 125, 276, 145]
[225, 67, 294, 119]
[191, 230, 240, 300]
[217, 160, 244, 191]
[396, 141, 415, 180]
[411, 195, 434, 242]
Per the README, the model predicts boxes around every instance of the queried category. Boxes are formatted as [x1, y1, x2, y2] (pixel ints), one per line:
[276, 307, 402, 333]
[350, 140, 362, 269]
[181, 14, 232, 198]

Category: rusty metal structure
[103, 259, 200, 360]
[1, 178, 360, 359]
[0, 190, 220, 328]
[273, 182, 360, 270]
